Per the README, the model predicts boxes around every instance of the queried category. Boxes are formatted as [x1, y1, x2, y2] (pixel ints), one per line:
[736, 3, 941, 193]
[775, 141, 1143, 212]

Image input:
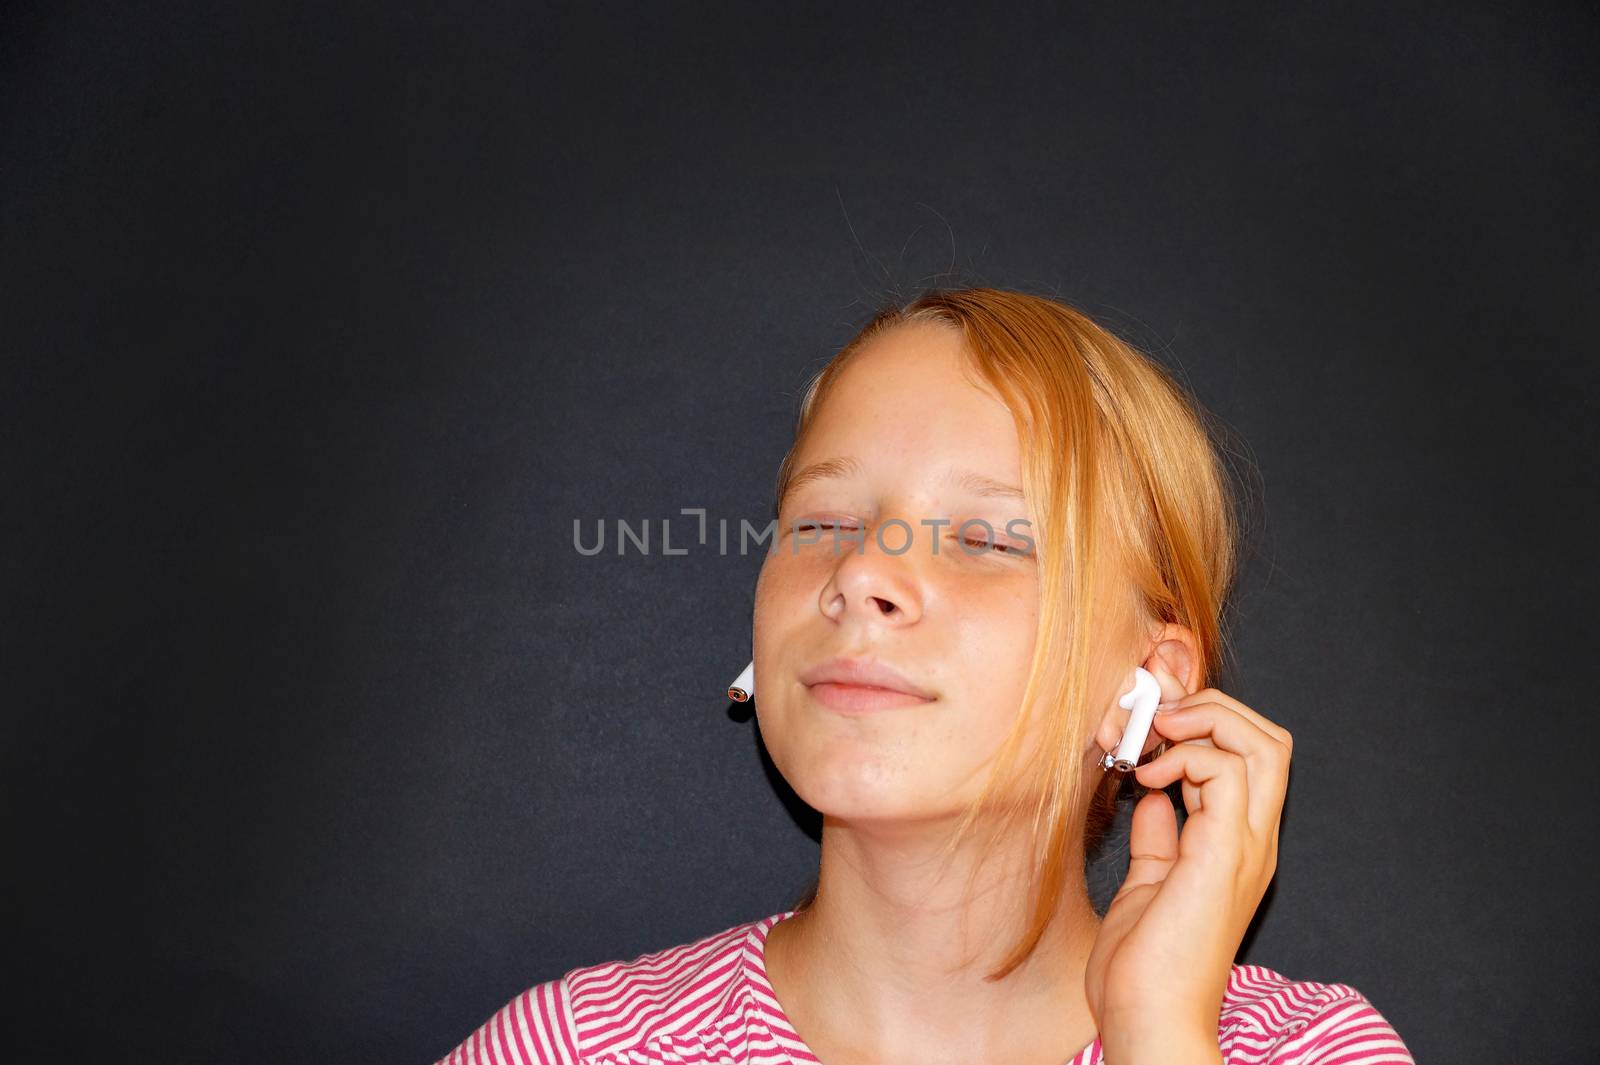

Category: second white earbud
[1101, 666, 1162, 772]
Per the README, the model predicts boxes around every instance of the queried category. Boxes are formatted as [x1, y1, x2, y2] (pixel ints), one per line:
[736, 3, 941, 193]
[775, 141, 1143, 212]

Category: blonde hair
[773, 287, 1252, 980]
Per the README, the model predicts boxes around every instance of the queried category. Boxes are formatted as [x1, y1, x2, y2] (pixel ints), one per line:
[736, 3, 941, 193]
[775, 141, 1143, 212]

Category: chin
[761, 714, 977, 818]
[787, 763, 966, 825]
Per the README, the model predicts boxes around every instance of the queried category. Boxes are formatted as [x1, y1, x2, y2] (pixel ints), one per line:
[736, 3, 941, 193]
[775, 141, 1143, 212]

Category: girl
[436, 288, 1414, 1065]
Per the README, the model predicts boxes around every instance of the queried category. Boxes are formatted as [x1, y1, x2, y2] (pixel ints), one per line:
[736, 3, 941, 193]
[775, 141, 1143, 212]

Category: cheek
[752, 553, 819, 705]
[948, 578, 1038, 674]
[947, 600, 1036, 732]
[754, 549, 832, 632]
[753, 553, 803, 642]
[938, 580, 1042, 769]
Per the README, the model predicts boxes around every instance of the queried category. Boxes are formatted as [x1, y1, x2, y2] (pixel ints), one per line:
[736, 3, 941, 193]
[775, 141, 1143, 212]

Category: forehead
[787, 322, 1024, 496]
[811, 322, 1013, 437]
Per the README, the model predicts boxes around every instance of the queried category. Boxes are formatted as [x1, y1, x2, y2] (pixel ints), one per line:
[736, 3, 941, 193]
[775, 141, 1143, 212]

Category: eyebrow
[780, 456, 1025, 507]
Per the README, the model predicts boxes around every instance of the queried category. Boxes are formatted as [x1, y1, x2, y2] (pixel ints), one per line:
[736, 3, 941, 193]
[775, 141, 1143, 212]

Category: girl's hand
[1083, 662, 1294, 1064]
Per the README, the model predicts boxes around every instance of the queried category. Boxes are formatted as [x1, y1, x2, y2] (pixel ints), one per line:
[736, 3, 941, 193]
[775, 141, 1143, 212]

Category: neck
[765, 814, 1103, 1065]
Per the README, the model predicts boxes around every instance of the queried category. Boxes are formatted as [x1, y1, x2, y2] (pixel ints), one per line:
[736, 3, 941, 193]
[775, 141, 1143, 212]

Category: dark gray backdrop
[4, 2, 1595, 1063]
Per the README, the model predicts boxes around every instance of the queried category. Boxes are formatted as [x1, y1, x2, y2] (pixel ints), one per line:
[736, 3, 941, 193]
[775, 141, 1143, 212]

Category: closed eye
[957, 536, 1031, 557]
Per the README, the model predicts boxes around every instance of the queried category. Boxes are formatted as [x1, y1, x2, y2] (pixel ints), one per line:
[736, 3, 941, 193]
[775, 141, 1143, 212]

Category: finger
[1143, 659, 1190, 706]
[1156, 686, 1293, 750]
[1119, 789, 1179, 895]
[1133, 742, 1249, 835]
[1151, 703, 1291, 836]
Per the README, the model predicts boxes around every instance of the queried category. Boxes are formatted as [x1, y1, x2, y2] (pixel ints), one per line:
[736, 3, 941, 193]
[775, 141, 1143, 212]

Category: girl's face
[753, 322, 1044, 824]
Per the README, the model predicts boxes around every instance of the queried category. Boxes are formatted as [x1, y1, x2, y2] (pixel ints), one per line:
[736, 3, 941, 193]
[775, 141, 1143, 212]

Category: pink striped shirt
[435, 910, 1415, 1065]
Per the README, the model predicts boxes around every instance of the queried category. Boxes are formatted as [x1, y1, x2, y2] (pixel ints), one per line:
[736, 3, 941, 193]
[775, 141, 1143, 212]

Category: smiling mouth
[805, 682, 934, 714]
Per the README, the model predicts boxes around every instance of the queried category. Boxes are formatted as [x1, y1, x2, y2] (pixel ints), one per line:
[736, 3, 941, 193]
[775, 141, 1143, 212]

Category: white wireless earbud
[727, 660, 755, 702]
[1100, 666, 1163, 772]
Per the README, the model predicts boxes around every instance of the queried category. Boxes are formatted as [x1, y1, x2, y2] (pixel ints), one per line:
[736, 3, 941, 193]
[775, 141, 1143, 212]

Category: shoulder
[433, 974, 578, 1065]
[1216, 963, 1415, 1065]
[432, 913, 771, 1065]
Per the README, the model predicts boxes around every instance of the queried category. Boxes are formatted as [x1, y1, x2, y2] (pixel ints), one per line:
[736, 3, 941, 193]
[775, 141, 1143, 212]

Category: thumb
[1121, 789, 1179, 895]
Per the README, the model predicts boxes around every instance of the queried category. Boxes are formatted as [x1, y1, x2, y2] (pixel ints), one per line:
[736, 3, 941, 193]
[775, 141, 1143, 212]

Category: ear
[1140, 622, 1202, 704]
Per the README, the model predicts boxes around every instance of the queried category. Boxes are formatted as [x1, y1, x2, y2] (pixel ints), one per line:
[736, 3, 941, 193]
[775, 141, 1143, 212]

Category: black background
[4, 2, 1596, 1062]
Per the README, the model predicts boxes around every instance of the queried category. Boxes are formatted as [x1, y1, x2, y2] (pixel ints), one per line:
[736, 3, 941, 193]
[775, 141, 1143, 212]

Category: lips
[799, 657, 935, 700]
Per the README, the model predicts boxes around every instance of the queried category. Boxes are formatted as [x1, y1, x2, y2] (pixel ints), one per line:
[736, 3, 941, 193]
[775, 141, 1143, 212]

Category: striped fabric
[434, 910, 1415, 1065]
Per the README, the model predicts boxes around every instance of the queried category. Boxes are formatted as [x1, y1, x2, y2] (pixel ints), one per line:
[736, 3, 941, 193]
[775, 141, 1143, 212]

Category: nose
[818, 520, 924, 626]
